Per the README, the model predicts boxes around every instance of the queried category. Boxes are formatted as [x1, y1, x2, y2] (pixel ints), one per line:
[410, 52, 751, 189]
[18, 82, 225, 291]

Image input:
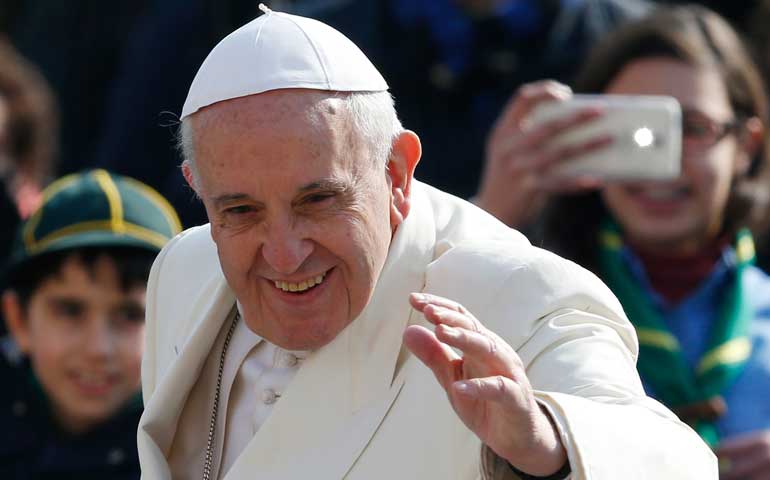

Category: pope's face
[189, 90, 411, 350]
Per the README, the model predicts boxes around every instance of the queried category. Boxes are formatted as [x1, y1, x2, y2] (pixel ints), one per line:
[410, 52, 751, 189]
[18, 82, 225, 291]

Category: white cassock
[137, 181, 717, 479]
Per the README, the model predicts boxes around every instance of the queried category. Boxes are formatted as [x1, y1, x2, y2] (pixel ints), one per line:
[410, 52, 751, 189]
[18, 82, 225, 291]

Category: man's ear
[2, 291, 31, 353]
[181, 161, 199, 195]
[735, 116, 764, 177]
[387, 130, 421, 229]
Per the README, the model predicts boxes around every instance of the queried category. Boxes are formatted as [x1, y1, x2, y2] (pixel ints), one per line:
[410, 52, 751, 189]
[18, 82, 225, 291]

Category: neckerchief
[598, 221, 754, 446]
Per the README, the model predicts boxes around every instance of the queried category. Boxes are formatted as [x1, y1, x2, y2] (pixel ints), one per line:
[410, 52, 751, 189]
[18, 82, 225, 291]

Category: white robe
[138, 181, 716, 479]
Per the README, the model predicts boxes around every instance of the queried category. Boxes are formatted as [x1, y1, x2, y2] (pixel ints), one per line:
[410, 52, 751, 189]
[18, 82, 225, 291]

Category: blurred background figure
[7, 0, 151, 180]
[748, 0, 770, 106]
[0, 36, 56, 219]
[657, 0, 758, 28]
[5, 0, 769, 231]
[306, 0, 651, 199]
[0, 169, 180, 479]
[0, 35, 58, 336]
[2, 0, 651, 228]
[476, 5, 770, 478]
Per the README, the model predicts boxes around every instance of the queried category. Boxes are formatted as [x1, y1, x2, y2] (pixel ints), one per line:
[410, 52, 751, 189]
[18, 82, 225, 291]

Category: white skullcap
[181, 4, 389, 119]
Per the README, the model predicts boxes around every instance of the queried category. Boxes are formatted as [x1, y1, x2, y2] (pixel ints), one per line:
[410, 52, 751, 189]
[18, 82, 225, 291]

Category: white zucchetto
[181, 3, 389, 119]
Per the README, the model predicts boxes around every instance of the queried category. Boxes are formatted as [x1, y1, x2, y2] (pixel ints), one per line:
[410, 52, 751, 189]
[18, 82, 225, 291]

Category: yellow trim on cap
[23, 173, 81, 251]
[122, 176, 182, 234]
[696, 337, 752, 375]
[28, 220, 172, 254]
[122, 223, 172, 248]
[92, 169, 125, 234]
[636, 328, 681, 351]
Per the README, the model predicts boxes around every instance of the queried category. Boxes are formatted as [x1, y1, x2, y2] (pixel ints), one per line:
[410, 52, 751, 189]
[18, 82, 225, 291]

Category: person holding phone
[475, 5, 770, 478]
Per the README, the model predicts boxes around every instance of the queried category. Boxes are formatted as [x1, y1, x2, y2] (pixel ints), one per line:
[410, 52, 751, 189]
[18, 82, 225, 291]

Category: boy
[0, 169, 181, 479]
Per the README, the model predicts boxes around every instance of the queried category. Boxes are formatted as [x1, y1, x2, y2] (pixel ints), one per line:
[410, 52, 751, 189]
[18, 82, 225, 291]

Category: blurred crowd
[1, 0, 770, 478]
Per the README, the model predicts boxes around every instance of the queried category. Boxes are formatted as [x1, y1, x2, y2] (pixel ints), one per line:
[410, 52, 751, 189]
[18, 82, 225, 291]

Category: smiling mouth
[70, 371, 117, 395]
[273, 270, 328, 293]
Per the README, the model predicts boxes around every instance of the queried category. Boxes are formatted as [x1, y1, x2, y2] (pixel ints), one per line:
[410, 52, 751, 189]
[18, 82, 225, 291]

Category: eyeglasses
[682, 109, 739, 152]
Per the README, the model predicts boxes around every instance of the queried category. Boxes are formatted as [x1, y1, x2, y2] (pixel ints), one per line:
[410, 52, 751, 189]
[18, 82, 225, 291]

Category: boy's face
[3, 254, 145, 433]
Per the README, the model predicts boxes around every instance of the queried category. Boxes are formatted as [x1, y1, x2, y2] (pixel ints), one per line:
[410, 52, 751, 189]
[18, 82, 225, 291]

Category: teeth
[274, 272, 327, 292]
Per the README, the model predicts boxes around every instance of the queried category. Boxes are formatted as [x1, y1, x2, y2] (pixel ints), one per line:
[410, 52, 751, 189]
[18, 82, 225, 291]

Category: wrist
[508, 459, 571, 480]
[500, 404, 567, 476]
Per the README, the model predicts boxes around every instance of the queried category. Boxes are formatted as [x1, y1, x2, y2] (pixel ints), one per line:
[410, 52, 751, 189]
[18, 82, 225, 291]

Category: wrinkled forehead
[188, 89, 371, 173]
[187, 89, 372, 181]
[191, 89, 349, 133]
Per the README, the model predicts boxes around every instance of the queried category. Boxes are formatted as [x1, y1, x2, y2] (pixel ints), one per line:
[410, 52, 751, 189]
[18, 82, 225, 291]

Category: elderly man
[137, 5, 715, 480]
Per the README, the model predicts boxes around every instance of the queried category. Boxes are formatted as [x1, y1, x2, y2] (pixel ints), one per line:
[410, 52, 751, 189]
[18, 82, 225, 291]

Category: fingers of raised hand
[410, 293, 524, 374]
[410, 293, 471, 318]
[452, 375, 530, 408]
[410, 293, 496, 347]
[403, 324, 463, 391]
[437, 322, 525, 382]
[435, 323, 518, 368]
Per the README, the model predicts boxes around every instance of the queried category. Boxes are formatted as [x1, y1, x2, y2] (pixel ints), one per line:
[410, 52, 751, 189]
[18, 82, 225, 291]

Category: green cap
[6, 169, 182, 273]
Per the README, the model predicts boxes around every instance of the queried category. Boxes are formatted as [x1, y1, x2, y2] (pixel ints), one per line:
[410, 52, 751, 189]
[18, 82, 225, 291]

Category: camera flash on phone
[633, 127, 655, 148]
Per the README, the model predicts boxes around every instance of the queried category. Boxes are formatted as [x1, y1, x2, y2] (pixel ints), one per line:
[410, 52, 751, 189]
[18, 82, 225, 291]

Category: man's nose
[260, 221, 314, 275]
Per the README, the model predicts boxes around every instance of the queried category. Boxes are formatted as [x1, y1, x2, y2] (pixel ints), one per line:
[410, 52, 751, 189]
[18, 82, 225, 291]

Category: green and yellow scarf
[598, 221, 754, 446]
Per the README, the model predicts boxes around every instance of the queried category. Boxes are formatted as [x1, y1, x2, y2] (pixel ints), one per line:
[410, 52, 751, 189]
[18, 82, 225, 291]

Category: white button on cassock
[284, 353, 299, 367]
[262, 388, 279, 405]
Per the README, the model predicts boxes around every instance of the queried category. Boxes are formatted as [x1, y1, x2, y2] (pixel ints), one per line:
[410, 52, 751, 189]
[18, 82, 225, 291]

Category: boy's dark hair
[6, 246, 157, 308]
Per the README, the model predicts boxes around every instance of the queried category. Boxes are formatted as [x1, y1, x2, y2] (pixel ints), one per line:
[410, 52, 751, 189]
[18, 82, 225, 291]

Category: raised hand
[403, 292, 567, 477]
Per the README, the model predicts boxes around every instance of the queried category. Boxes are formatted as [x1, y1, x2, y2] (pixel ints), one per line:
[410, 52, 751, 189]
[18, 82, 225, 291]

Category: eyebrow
[297, 178, 350, 194]
[46, 297, 85, 309]
[210, 178, 351, 208]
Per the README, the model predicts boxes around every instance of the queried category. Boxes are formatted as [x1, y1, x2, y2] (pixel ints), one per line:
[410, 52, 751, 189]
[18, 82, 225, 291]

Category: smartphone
[527, 94, 682, 180]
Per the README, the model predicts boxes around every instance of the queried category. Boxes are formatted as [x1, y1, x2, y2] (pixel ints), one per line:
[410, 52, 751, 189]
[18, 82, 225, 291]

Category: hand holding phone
[527, 94, 682, 180]
[475, 83, 682, 229]
[476, 81, 605, 228]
